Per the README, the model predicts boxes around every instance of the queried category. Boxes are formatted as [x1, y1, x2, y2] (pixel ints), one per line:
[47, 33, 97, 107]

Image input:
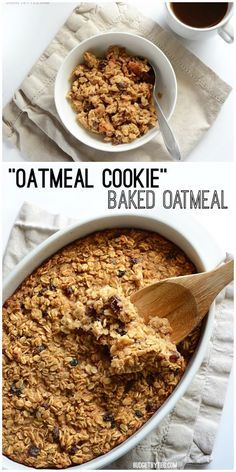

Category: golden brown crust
[3, 229, 198, 468]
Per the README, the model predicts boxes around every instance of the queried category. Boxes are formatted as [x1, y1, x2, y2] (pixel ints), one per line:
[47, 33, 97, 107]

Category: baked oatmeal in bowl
[67, 46, 157, 145]
[3, 214, 221, 470]
[55, 32, 177, 152]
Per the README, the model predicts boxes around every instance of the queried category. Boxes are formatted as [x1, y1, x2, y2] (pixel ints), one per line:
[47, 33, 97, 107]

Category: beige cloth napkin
[3, 2, 232, 162]
[3, 202, 234, 469]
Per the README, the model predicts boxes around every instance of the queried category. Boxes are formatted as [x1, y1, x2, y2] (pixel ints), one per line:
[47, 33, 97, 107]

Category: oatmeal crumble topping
[67, 46, 157, 144]
[3, 229, 200, 468]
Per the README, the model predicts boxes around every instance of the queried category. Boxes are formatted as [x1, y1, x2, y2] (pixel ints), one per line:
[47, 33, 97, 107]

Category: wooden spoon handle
[201, 258, 233, 292]
[188, 258, 234, 318]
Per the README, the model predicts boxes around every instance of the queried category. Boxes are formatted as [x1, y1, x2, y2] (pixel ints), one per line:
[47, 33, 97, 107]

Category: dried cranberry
[28, 445, 40, 457]
[108, 296, 122, 314]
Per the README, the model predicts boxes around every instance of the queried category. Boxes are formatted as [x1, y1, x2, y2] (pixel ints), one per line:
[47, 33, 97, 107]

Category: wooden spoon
[131, 258, 234, 344]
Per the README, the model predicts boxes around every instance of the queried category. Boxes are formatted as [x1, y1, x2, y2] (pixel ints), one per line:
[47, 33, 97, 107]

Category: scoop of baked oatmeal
[67, 46, 157, 144]
[61, 286, 184, 376]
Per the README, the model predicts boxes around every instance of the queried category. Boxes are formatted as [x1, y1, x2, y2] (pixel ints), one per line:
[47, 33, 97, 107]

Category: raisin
[113, 231, 122, 238]
[103, 412, 114, 422]
[10, 381, 23, 397]
[28, 445, 40, 457]
[42, 310, 49, 318]
[117, 269, 126, 278]
[111, 419, 117, 428]
[169, 352, 180, 363]
[38, 287, 47, 297]
[116, 321, 126, 336]
[31, 407, 38, 417]
[142, 67, 155, 84]
[42, 403, 49, 409]
[116, 327, 126, 336]
[108, 296, 122, 314]
[37, 345, 46, 353]
[69, 445, 78, 455]
[117, 82, 126, 90]
[98, 60, 107, 70]
[49, 283, 57, 291]
[85, 306, 97, 318]
[124, 379, 135, 393]
[131, 257, 140, 265]
[64, 287, 73, 296]
[165, 249, 178, 260]
[69, 358, 79, 367]
[52, 426, 60, 442]
[83, 101, 93, 113]
[146, 373, 155, 386]
[102, 345, 110, 357]
[134, 410, 143, 418]
[146, 402, 160, 414]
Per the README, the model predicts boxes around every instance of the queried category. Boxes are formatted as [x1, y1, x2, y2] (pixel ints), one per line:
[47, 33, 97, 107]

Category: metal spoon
[131, 258, 233, 343]
[151, 65, 182, 161]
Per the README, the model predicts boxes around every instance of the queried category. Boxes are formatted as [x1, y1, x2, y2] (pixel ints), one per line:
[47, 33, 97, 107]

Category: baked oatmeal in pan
[3, 229, 201, 468]
[67, 46, 157, 144]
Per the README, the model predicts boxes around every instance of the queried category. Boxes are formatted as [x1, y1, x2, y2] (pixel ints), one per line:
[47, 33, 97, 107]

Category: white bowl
[3, 213, 223, 471]
[54, 32, 177, 152]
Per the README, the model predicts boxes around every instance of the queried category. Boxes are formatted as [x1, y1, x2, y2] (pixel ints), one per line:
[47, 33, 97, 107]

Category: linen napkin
[2, 2, 232, 162]
[3, 202, 234, 469]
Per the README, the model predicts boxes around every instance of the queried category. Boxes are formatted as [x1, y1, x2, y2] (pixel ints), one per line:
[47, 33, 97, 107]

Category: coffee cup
[165, 2, 234, 43]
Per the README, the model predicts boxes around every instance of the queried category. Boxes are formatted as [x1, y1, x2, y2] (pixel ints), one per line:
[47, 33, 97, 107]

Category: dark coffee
[171, 2, 228, 29]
